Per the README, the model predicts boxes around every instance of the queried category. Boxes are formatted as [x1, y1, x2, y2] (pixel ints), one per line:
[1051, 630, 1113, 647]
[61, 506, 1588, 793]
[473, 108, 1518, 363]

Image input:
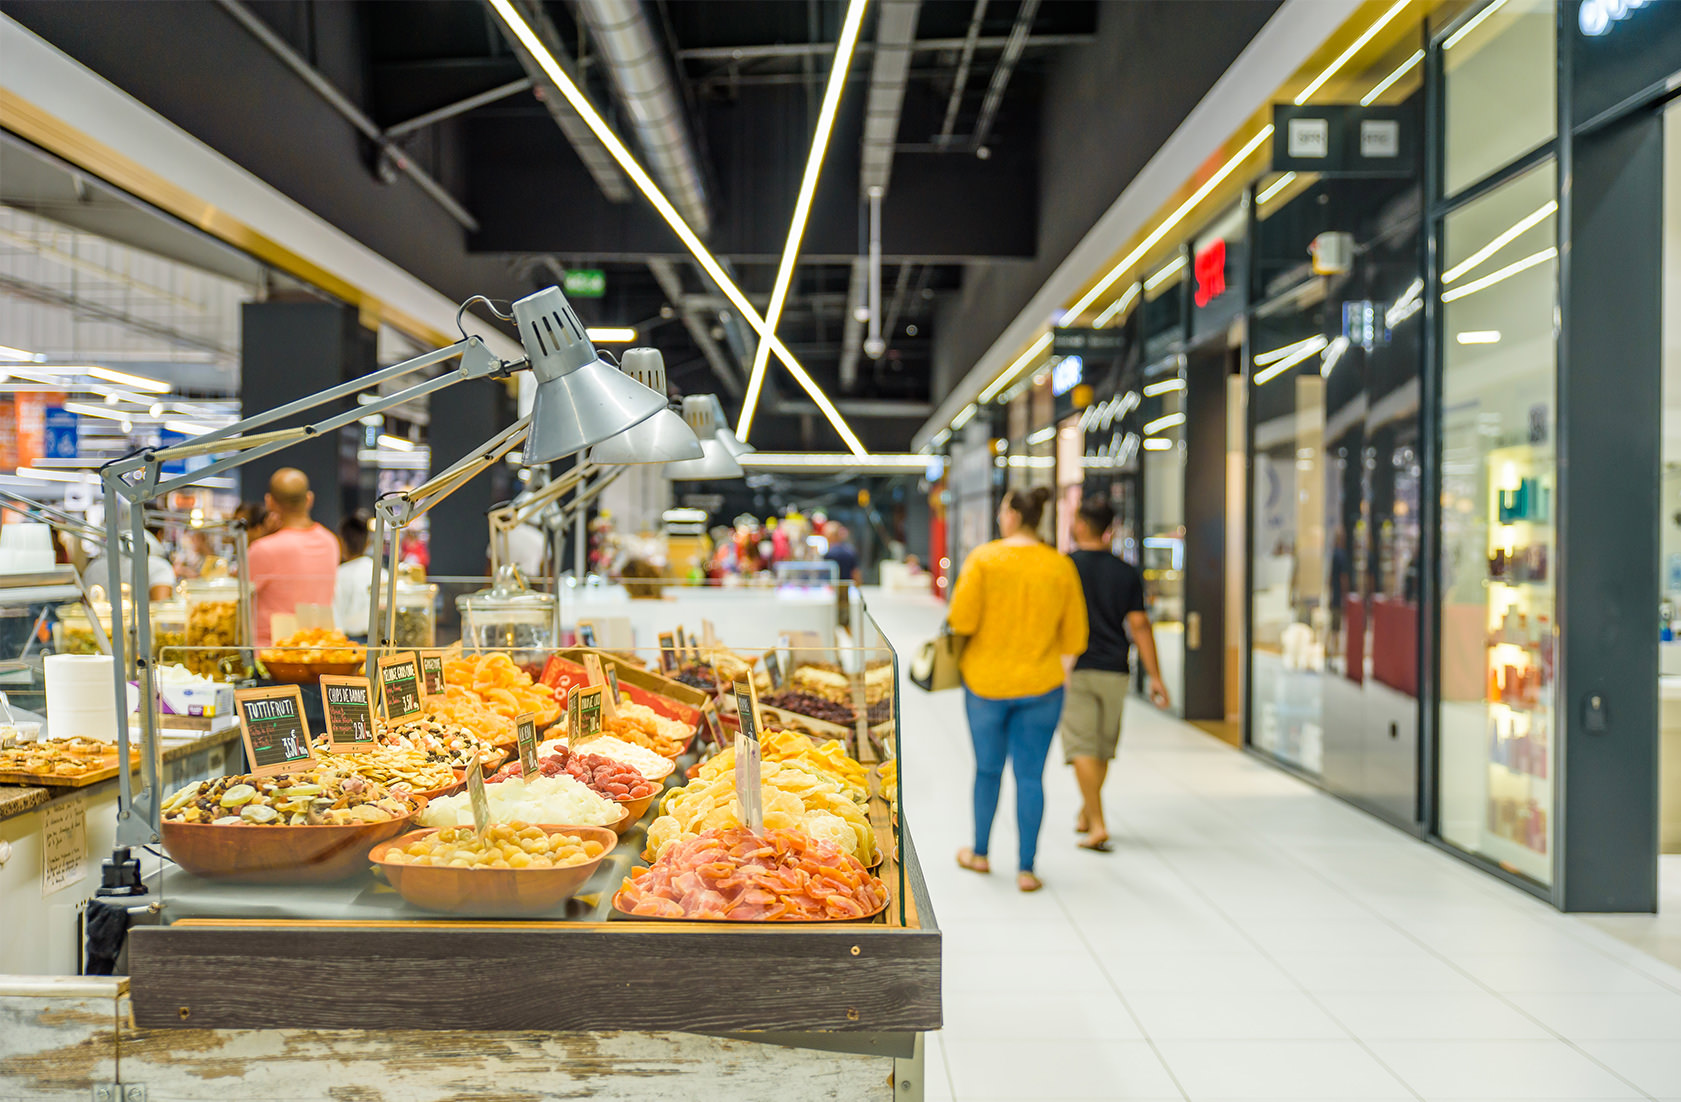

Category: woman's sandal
[1017, 871, 1044, 893]
[956, 848, 990, 874]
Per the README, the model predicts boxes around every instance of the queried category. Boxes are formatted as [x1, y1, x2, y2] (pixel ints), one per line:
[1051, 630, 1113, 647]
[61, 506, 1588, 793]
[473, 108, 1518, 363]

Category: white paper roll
[45, 654, 119, 742]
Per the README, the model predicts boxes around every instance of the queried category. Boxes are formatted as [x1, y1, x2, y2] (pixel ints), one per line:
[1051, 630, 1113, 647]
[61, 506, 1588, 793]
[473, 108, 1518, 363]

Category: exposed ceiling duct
[495, 0, 631, 201]
[573, 0, 712, 237]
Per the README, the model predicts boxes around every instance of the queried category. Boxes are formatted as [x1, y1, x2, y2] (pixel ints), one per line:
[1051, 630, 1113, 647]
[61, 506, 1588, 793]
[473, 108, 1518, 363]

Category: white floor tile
[943, 950, 1118, 995]
[1124, 990, 1345, 1040]
[1152, 1039, 1412, 1099]
[940, 1038, 1182, 1100]
[1575, 1040, 1681, 1096]
[1314, 990, 1553, 1041]
[1364, 1039, 1645, 1099]
[939, 991, 1145, 1041]
[1503, 990, 1681, 1040]
[1095, 951, 1299, 993]
[922, 1030, 955, 1101]
[1268, 951, 1483, 994]
[1449, 951, 1673, 995]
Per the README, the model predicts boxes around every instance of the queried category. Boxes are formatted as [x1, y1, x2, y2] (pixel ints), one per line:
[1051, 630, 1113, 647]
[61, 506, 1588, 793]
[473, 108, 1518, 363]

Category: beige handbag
[909, 623, 965, 692]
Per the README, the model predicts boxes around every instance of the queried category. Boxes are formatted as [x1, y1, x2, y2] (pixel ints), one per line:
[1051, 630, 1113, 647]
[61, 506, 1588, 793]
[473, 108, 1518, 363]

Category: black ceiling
[1, 0, 1272, 452]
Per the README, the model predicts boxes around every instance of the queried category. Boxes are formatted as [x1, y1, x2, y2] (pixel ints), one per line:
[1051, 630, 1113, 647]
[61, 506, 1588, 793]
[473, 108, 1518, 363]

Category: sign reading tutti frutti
[235, 685, 314, 777]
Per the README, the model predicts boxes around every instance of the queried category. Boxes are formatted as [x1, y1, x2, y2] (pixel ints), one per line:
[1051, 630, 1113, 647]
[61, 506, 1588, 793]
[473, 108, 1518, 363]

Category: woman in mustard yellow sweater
[947, 486, 1088, 891]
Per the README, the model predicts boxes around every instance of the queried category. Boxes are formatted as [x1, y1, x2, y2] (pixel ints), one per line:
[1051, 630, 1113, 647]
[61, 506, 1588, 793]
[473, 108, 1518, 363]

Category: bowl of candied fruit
[369, 822, 617, 915]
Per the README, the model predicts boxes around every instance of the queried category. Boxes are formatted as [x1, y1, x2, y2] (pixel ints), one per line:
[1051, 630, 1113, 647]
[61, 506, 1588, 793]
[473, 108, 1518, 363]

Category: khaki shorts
[1059, 668, 1129, 761]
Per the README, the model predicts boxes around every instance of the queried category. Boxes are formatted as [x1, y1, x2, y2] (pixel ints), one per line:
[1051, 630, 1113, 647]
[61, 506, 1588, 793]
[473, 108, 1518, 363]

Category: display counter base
[1, 975, 931, 1101]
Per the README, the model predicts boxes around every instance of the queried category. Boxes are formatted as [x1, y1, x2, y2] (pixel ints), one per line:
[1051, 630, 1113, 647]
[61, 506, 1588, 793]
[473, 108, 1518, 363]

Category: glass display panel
[1141, 367, 1186, 709]
[1442, 0, 1556, 197]
[1437, 163, 1558, 884]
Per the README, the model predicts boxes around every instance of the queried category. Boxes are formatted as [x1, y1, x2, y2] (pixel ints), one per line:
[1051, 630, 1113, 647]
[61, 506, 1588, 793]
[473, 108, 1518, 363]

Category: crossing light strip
[486, 0, 868, 456]
[735, 0, 871, 445]
[1442, 201, 1556, 283]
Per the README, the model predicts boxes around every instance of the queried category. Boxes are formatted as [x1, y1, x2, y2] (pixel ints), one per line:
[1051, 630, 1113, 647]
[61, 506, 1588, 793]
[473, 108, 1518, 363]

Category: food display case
[0, 585, 936, 1099]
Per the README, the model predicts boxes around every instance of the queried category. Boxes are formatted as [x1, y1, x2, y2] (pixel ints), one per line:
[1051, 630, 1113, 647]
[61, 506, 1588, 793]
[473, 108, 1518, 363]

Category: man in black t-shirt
[1062, 498, 1169, 851]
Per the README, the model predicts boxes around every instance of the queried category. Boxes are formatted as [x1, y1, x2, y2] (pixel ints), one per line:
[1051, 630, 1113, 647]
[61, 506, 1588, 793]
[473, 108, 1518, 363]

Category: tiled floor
[866, 592, 1681, 1102]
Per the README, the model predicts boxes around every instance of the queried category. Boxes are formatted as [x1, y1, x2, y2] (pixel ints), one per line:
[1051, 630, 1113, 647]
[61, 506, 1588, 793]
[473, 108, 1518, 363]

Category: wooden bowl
[607, 790, 658, 836]
[263, 658, 365, 684]
[370, 824, 618, 916]
[160, 796, 424, 883]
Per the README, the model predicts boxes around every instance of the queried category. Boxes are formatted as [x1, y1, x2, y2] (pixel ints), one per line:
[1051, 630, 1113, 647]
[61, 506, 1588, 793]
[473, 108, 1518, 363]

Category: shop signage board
[377, 652, 424, 722]
[320, 675, 376, 753]
[1194, 238, 1227, 307]
[418, 652, 447, 697]
[1052, 328, 1127, 358]
[43, 407, 78, 459]
[1271, 104, 1416, 177]
[1050, 355, 1084, 397]
[515, 713, 539, 776]
[731, 678, 764, 830]
[235, 685, 313, 777]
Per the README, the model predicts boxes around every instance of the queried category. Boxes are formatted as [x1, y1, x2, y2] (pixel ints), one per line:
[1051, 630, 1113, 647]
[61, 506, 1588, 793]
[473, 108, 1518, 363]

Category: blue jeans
[963, 685, 1065, 873]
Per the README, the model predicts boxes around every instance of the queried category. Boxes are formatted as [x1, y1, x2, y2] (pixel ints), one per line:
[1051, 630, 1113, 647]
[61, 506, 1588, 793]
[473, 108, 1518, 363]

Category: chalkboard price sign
[516, 712, 539, 776]
[235, 686, 314, 777]
[730, 679, 763, 830]
[763, 649, 784, 691]
[319, 675, 376, 753]
[577, 620, 598, 648]
[604, 665, 622, 706]
[583, 653, 618, 722]
[419, 651, 447, 697]
[378, 652, 424, 722]
[465, 757, 490, 836]
[657, 632, 677, 673]
[569, 684, 605, 740]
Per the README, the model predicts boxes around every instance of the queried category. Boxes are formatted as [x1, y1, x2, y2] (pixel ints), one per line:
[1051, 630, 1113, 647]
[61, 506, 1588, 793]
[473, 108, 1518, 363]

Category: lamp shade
[704, 395, 755, 457]
[664, 395, 744, 480]
[585, 348, 703, 464]
[513, 287, 667, 464]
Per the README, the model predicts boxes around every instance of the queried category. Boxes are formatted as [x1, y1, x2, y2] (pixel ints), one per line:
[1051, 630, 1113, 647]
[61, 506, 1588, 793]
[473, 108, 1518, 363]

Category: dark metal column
[1555, 109, 1664, 913]
[1181, 340, 1227, 722]
[426, 380, 515, 578]
[240, 301, 369, 529]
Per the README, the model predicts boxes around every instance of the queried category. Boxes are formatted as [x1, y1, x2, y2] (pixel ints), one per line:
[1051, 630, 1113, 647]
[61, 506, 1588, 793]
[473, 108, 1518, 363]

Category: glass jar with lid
[183, 561, 247, 681]
[393, 563, 437, 649]
[456, 564, 554, 677]
[54, 583, 128, 656]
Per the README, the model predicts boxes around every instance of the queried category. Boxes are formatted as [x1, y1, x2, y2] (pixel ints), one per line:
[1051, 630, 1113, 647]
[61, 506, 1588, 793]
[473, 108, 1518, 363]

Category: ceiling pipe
[494, 0, 631, 201]
[937, 0, 989, 142]
[972, 0, 1040, 148]
[573, 0, 712, 238]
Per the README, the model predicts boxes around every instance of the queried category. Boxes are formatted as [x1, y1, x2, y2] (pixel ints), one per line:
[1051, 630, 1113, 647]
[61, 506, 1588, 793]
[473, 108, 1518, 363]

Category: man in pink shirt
[246, 468, 342, 646]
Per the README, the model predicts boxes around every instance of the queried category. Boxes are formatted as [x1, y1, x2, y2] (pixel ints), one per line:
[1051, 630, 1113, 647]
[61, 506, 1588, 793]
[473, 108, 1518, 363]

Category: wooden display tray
[0, 747, 140, 788]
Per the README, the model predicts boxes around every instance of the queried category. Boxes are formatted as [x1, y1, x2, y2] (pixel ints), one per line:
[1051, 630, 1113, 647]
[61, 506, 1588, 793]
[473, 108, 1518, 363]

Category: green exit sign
[563, 269, 606, 298]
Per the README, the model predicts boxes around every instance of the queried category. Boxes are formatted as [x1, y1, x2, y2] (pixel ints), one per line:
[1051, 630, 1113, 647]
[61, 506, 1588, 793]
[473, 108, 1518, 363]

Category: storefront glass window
[1142, 368, 1186, 710]
[1437, 163, 1558, 885]
[1442, 0, 1556, 197]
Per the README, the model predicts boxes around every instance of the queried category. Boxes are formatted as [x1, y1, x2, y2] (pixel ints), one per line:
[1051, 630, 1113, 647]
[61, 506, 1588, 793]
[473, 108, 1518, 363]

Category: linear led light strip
[1093, 282, 1141, 327]
[1060, 124, 1275, 325]
[1256, 172, 1297, 206]
[1142, 378, 1185, 397]
[977, 332, 1052, 404]
[736, 0, 870, 444]
[1440, 247, 1556, 302]
[1443, 201, 1556, 283]
[1144, 255, 1186, 292]
[1444, 0, 1507, 49]
[486, 0, 867, 456]
[1293, 0, 1414, 104]
[1255, 335, 1328, 384]
[1142, 411, 1186, 435]
[1254, 335, 1325, 366]
[1361, 49, 1423, 106]
[739, 452, 928, 469]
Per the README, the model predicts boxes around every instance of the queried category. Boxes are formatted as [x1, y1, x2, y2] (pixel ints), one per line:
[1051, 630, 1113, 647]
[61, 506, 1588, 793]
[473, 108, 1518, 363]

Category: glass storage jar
[392, 565, 437, 649]
[151, 599, 188, 667]
[183, 566, 247, 681]
[54, 602, 105, 655]
[456, 564, 554, 677]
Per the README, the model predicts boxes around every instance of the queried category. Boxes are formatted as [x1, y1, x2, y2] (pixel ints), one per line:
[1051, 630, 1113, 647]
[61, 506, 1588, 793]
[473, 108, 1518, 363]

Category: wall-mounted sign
[1271, 104, 1416, 177]
[1052, 328, 1126, 358]
[562, 269, 606, 298]
[1050, 355, 1084, 397]
[1193, 238, 1228, 308]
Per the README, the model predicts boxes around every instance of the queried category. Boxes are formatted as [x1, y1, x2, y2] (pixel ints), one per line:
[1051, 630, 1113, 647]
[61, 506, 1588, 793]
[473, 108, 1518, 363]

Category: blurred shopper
[1063, 498, 1170, 852]
[947, 487, 1088, 891]
[334, 510, 375, 640]
[246, 468, 339, 646]
[87, 522, 175, 602]
[233, 500, 274, 541]
[824, 523, 862, 584]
